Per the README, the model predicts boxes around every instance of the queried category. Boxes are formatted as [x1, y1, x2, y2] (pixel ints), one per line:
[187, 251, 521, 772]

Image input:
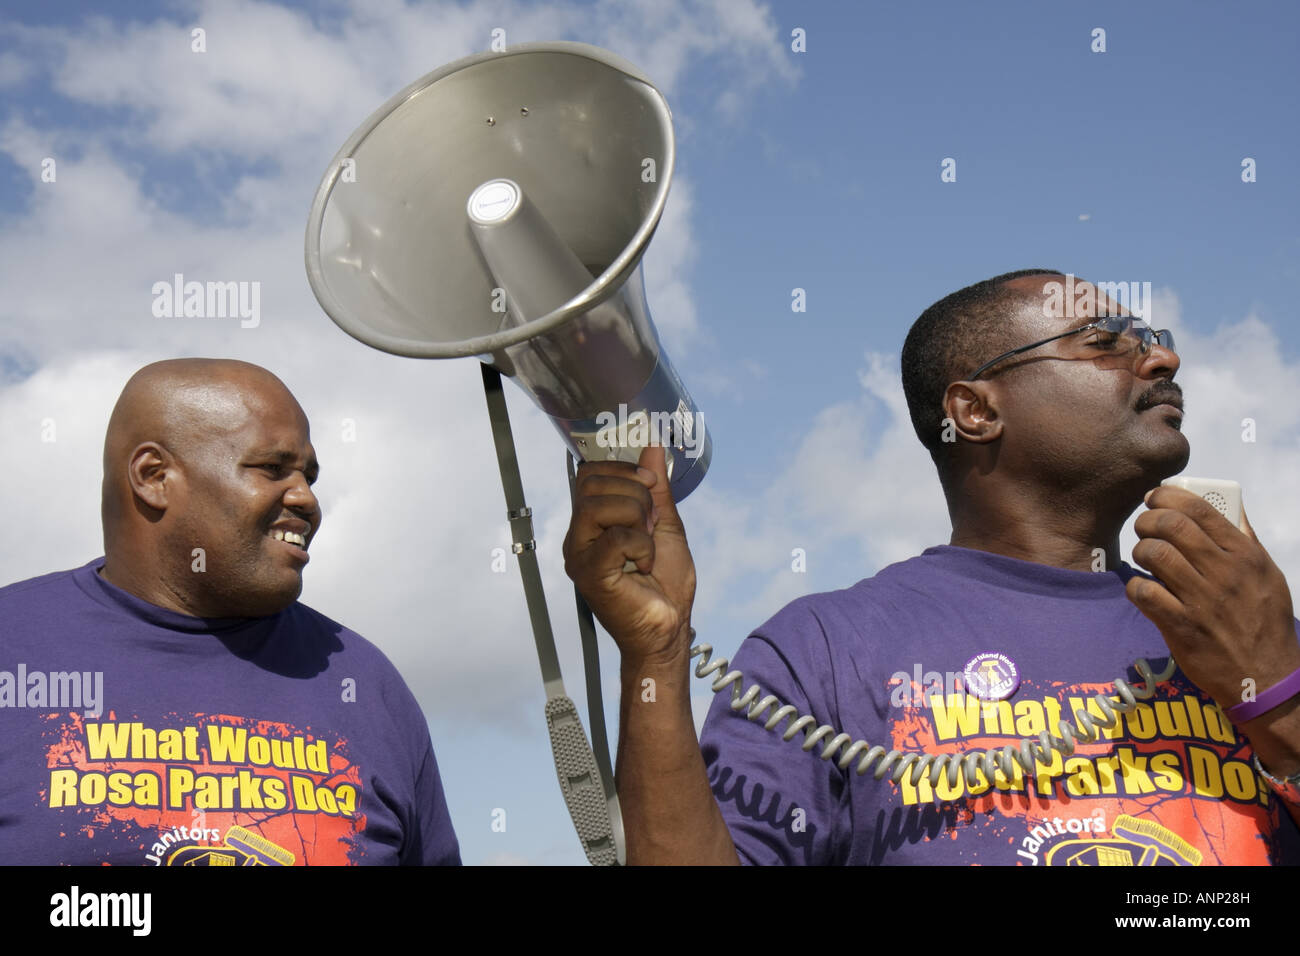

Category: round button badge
[962, 652, 1020, 702]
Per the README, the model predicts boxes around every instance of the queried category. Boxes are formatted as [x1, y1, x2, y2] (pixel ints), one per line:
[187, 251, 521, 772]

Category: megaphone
[304, 40, 711, 497]
[304, 41, 716, 867]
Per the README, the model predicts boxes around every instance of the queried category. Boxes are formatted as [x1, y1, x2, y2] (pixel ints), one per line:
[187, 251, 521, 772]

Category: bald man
[0, 359, 460, 866]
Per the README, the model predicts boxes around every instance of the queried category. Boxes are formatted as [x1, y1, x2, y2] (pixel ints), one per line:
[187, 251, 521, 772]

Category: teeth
[269, 530, 307, 547]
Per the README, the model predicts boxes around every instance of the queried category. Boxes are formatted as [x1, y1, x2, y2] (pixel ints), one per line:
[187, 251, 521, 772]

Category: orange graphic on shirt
[884, 673, 1281, 865]
[38, 711, 368, 865]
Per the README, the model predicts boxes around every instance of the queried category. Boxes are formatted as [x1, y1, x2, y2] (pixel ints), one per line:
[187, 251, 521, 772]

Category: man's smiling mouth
[266, 527, 311, 562]
[268, 529, 307, 547]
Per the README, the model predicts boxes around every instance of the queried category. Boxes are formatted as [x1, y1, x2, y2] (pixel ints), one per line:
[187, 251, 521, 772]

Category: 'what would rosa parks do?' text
[46, 721, 357, 816]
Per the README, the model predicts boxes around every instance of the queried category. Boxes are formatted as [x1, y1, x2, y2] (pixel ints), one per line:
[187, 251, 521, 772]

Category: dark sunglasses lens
[1138, 329, 1175, 354]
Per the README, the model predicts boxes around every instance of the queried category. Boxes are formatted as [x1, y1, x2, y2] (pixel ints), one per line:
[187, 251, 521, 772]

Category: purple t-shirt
[0, 559, 460, 866]
[700, 545, 1300, 865]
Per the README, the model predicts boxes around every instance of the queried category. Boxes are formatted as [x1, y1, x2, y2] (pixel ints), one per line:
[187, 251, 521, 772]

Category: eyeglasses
[966, 315, 1176, 381]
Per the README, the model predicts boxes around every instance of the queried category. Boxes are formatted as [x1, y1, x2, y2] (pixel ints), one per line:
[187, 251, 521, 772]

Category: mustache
[1135, 381, 1184, 412]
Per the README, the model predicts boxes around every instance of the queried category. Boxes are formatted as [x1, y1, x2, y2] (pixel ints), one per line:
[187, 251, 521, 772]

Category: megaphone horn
[305, 40, 711, 497]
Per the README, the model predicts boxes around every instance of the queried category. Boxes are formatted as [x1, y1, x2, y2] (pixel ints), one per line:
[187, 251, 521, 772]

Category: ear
[126, 442, 176, 512]
[943, 381, 1003, 445]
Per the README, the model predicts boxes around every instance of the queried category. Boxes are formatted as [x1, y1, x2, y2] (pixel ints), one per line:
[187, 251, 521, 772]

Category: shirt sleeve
[698, 600, 852, 865]
[403, 733, 462, 866]
[377, 656, 461, 866]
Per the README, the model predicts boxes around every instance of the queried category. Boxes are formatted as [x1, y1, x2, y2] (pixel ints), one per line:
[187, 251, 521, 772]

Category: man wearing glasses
[564, 269, 1300, 865]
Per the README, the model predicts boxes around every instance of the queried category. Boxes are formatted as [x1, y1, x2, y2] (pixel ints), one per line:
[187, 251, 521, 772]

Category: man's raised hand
[562, 444, 697, 664]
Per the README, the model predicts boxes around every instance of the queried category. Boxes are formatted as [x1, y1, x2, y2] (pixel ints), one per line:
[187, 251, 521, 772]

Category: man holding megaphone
[564, 269, 1300, 866]
[295, 40, 1296, 865]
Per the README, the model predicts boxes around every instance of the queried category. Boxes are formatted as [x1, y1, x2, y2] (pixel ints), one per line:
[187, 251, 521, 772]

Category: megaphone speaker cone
[306, 41, 710, 499]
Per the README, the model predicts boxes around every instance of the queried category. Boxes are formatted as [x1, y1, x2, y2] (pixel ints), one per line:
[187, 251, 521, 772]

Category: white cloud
[50, 2, 390, 160]
[0, 50, 32, 88]
[640, 177, 700, 349]
[30, 0, 793, 166]
[0, 351, 152, 581]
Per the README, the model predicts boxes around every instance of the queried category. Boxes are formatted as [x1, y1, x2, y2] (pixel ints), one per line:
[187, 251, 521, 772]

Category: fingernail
[636, 467, 655, 483]
[1144, 489, 1154, 505]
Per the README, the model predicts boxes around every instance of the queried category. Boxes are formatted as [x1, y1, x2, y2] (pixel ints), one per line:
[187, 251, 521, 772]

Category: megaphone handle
[481, 364, 623, 865]
[545, 694, 623, 866]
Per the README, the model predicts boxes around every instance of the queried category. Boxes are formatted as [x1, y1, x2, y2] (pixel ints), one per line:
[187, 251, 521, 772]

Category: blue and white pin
[962, 652, 1020, 702]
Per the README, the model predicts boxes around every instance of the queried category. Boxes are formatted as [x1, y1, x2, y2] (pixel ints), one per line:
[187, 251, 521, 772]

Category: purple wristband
[1226, 665, 1300, 723]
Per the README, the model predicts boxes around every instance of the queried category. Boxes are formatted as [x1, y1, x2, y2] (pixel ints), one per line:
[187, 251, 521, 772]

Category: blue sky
[1, 0, 1297, 865]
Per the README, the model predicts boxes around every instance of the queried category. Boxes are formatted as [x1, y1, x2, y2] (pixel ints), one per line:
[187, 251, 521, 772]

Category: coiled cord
[689, 635, 1178, 795]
